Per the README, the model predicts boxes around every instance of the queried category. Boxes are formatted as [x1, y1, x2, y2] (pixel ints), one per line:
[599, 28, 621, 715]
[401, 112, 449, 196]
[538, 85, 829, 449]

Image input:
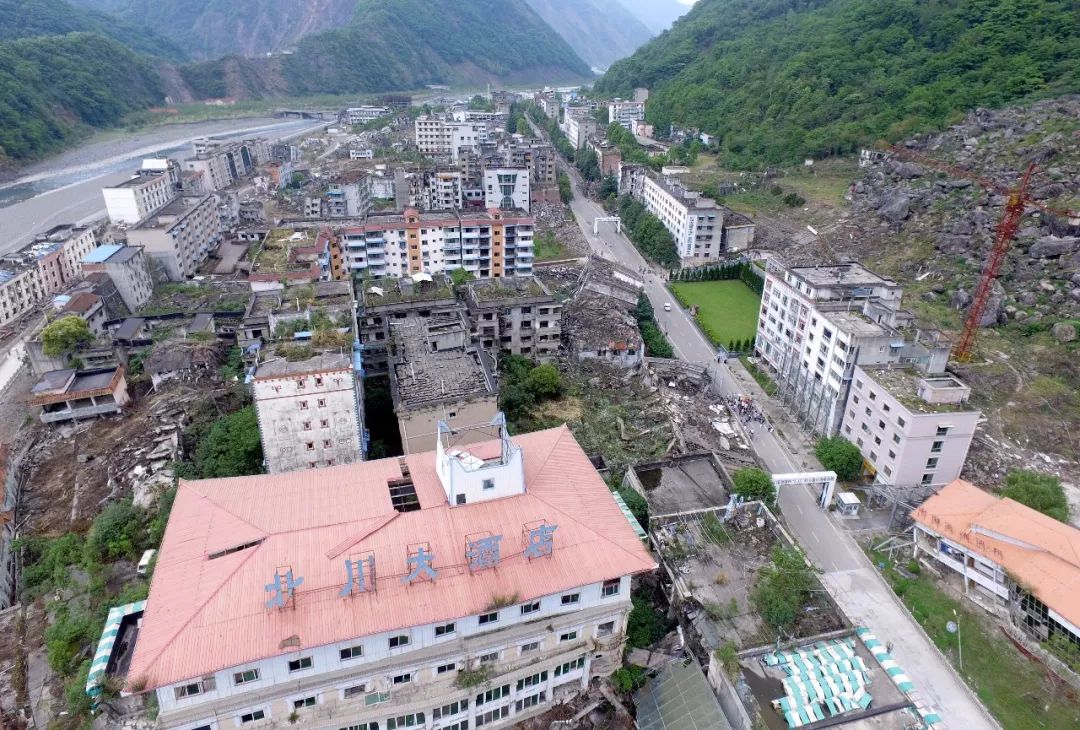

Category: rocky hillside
[70, 0, 358, 58]
[805, 98, 1080, 486]
[524, 0, 654, 70]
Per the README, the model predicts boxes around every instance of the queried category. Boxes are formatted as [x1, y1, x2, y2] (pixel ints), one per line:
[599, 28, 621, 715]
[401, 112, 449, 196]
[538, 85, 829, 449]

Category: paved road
[560, 166, 996, 729]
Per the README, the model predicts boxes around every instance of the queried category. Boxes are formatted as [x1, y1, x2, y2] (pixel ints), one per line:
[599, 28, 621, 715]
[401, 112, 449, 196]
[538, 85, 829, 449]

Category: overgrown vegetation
[597, 0, 1080, 167]
[611, 664, 648, 693]
[533, 230, 570, 262]
[498, 355, 565, 433]
[752, 546, 814, 633]
[627, 595, 673, 649]
[731, 468, 776, 505]
[631, 293, 674, 359]
[815, 436, 864, 481]
[41, 315, 92, 358]
[618, 195, 679, 267]
[1001, 469, 1069, 522]
[176, 405, 264, 479]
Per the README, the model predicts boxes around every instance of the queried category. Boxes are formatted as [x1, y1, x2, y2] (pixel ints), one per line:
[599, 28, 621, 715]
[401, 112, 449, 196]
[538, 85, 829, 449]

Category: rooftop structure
[464, 276, 562, 362]
[859, 367, 972, 415]
[30, 366, 130, 423]
[126, 425, 655, 729]
[914, 480, 1080, 646]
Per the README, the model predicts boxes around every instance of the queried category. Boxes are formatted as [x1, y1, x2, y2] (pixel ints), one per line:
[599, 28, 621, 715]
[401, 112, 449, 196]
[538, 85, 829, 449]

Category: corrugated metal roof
[635, 660, 730, 730]
[82, 244, 124, 264]
[128, 426, 656, 689]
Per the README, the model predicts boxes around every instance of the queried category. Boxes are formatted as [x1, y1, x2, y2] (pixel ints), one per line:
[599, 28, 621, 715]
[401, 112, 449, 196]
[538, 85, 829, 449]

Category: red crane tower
[885, 146, 1079, 362]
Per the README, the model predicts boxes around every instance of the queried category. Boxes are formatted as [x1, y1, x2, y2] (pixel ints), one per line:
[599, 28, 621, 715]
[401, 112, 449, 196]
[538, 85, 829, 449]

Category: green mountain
[280, 0, 591, 94]
[69, 0, 358, 59]
[524, 0, 654, 69]
[1, 0, 185, 60]
[0, 32, 163, 162]
[597, 0, 1080, 167]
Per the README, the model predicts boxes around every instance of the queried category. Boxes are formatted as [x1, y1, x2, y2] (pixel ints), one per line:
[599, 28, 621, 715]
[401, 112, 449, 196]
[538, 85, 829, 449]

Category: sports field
[669, 280, 761, 348]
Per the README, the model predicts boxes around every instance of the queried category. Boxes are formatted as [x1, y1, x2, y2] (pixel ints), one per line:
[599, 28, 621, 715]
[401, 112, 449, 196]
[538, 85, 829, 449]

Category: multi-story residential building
[410, 171, 464, 212]
[340, 208, 535, 280]
[252, 351, 365, 473]
[358, 276, 460, 376]
[451, 108, 507, 125]
[0, 225, 100, 326]
[0, 262, 45, 327]
[587, 140, 621, 178]
[607, 99, 645, 129]
[126, 195, 223, 281]
[564, 293, 644, 369]
[81, 245, 155, 313]
[390, 313, 499, 454]
[183, 139, 268, 192]
[465, 277, 562, 362]
[58, 292, 108, 335]
[124, 419, 654, 730]
[623, 168, 727, 264]
[450, 123, 488, 165]
[415, 117, 451, 156]
[33, 224, 99, 284]
[345, 106, 390, 124]
[561, 111, 596, 150]
[483, 168, 530, 212]
[327, 179, 373, 219]
[913, 480, 1080, 647]
[102, 166, 179, 224]
[840, 366, 979, 488]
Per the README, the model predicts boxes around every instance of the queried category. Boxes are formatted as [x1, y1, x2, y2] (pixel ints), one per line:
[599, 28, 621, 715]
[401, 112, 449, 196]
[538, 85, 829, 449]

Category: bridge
[275, 109, 336, 120]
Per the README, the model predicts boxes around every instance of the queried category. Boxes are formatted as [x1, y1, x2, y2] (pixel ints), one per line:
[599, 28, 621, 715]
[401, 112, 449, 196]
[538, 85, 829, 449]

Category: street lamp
[947, 609, 963, 671]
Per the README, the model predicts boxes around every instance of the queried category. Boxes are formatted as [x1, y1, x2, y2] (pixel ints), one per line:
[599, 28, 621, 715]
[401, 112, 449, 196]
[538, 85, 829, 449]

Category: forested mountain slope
[524, 0, 654, 69]
[2, 0, 185, 59]
[69, 0, 358, 59]
[597, 0, 1080, 166]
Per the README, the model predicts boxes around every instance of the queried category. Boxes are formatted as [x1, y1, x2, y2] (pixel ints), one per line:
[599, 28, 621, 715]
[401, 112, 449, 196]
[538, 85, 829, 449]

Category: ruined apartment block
[465, 277, 562, 362]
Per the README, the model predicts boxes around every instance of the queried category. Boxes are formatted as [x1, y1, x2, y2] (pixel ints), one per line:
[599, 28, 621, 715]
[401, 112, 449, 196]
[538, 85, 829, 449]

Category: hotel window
[239, 710, 265, 724]
[601, 578, 621, 597]
[233, 669, 259, 685]
[288, 657, 312, 672]
[293, 696, 316, 710]
[388, 634, 410, 649]
[521, 601, 540, 615]
[559, 630, 578, 642]
[435, 622, 456, 637]
[339, 645, 364, 661]
[478, 611, 499, 625]
[391, 672, 412, 685]
[597, 621, 616, 637]
[436, 662, 457, 674]
[561, 593, 580, 605]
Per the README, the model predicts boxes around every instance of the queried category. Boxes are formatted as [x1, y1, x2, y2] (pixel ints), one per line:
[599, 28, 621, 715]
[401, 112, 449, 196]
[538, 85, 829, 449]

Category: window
[456, 494, 467, 505]
[883, 466, 893, 477]
[883, 403, 891, 413]
[516, 691, 547, 712]
[931, 440, 944, 453]
[521, 601, 540, 615]
[877, 420, 886, 430]
[893, 433, 901, 444]
[392, 672, 412, 685]
[852, 395, 860, 405]
[554, 656, 586, 677]
[874, 436, 881, 446]
[936, 426, 949, 437]
[303, 421, 312, 431]
[288, 657, 312, 672]
[339, 645, 364, 661]
[318, 398, 327, 408]
[921, 473, 934, 486]
[479, 651, 499, 664]
[559, 630, 578, 642]
[323, 439, 332, 449]
[482, 478, 495, 490]
[293, 696, 316, 710]
[869, 391, 877, 401]
[897, 416, 907, 428]
[433, 699, 468, 720]
[436, 662, 457, 674]
[597, 621, 615, 637]
[520, 640, 540, 654]
[888, 450, 896, 460]
[601, 578, 621, 597]
[476, 684, 511, 707]
[517, 671, 548, 691]
[239, 710, 265, 724]
[299, 400, 308, 410]
[174, 681, 204, 700]
[561, 593, 580, 605]
[386, 712, 425, 729]
[388, 634, 410, 649]
[441, 721, 468, 730]
[233, 669, 260, 685]
[435, 622, 456, 637]
[306, 441, 315, 452]
[864, 407, 871, 417]
[476, 706, 509, 727]
[364, 691, 390, 707]
[478, 611, 499, 625]
[343, 684, 368, 700]
[339, 724, 377, 730]
[321, 419, 329, 429]
[926, 457, 939, 469]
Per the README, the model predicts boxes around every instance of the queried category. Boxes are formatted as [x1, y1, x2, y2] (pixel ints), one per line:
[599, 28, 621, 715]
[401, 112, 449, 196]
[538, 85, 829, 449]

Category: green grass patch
[869, 547, 1080, 729]
[532, 230, 570, 262]
[670, 280, 761, 348]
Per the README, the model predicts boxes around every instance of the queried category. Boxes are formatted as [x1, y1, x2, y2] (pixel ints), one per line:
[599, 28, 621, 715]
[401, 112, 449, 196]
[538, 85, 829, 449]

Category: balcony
[40, 402, 121, 424]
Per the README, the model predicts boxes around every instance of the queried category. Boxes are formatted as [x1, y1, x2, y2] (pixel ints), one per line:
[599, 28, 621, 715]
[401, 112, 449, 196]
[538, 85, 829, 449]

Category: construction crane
[884, 145, 1080, 362]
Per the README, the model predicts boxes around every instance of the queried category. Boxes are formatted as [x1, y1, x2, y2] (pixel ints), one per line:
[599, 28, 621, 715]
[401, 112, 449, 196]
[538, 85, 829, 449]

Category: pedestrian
[886, 641, 894, 654]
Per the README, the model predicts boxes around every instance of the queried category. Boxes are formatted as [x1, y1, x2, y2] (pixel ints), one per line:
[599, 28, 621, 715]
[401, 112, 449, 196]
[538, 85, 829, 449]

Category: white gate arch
[772, 471, 838, 509]
[594, 216, 621, 235]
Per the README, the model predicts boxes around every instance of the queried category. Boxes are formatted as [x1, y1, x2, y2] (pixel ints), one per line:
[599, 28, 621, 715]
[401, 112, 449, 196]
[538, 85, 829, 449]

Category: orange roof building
[912, 479, 1080, 645]
[130, 420, 655, 729]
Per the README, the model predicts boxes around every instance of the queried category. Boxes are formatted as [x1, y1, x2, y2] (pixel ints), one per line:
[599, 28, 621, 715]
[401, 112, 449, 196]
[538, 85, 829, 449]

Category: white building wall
[253, 367, 363, 473]
[154, 577, 633, 730]
[483, 169, 530, 212]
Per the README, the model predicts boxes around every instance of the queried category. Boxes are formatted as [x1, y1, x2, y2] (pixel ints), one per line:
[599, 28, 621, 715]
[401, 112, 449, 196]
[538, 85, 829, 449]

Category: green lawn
[869, 547, 1080, 730]
[669, 280, 761, 349]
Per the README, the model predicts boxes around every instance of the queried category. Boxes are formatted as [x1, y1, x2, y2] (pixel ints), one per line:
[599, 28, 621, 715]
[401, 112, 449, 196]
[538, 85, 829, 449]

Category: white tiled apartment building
[483, 168, 530, 213]
[126, 195, 223, 281]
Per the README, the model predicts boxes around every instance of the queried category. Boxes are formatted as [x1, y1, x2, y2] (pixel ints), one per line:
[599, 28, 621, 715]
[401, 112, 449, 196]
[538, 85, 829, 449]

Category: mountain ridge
[524, 0, 654, 70]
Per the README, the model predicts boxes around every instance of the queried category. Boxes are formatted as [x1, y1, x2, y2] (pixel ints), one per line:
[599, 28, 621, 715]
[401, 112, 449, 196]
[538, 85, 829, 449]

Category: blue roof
[82, 244, 124, 264]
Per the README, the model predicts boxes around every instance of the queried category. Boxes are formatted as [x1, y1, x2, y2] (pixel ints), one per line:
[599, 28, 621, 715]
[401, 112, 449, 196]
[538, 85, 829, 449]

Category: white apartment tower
[483, 168, 531, 212]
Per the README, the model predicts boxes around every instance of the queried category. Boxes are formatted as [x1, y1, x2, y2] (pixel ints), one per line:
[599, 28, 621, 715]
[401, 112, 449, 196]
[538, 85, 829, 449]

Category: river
[0, 117, 324, 255]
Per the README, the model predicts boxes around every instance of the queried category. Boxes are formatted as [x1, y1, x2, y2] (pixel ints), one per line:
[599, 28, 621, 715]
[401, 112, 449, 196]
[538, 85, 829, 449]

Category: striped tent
[855, 627, 944, 728]
[86, 600, 146, 708]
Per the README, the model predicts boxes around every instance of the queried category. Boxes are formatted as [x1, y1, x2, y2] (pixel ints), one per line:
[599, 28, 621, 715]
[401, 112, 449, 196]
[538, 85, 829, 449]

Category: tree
[1002, 470, 1069, 522]
[186, 406, 264, 479]
[752, 546, 814, 632]
[732, 467, 776, 504]
[85, 500, 145, 563]
[450, 267, 475, 286]
[557, 173, 573, 203]
[515, 118, 530, 136]
[42, 315, 91, 357]
[600, 174, 619, 198]
[525, 363, 562, 400]
[815, 436, 864, 481]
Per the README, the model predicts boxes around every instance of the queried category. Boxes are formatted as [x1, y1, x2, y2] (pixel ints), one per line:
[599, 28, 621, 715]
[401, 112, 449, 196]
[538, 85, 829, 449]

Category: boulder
[877, 191, 911, 223]
[950, 289, 972, 309]
[979, 280, 1007, 327]
[1029, 236, 1079, 259]
[890, 161, 925, 179]
[1019, 291, 1038, 306]
[1071, 288, 1080, 302]
[1052, 322, 1077, 342]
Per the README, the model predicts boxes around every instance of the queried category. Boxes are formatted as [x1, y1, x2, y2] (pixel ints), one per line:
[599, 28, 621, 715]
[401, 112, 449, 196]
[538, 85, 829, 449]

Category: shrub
[731, 468, 776, 504]
[627, 596, 671, 649]
[752, 547, 814, 632]
[85, 500, 145, 563]
[716, 641, 740, 679]
[1002, 470, 1069, 522]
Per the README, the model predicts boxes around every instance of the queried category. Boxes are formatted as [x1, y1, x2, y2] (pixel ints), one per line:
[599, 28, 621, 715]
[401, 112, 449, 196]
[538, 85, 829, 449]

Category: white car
[663, 302, 672, 312]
